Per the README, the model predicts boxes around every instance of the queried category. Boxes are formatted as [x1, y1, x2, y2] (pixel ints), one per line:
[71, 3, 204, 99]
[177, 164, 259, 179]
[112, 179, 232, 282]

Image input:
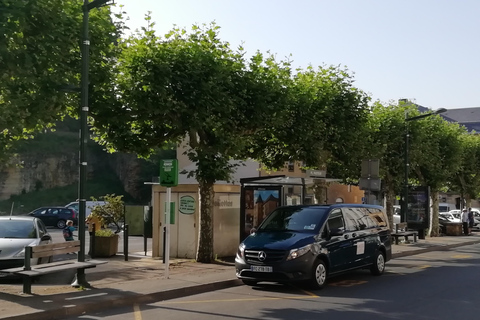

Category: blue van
[235, 204, 391, 289]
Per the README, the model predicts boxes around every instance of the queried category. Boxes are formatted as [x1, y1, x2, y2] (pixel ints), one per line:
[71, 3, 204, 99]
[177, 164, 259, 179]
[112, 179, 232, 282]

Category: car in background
[439, 212, 461, 223]
[438, 215, 449, 234]
[28, 206, 77, 229]
[0, 216, 52, 270]
[393, 205, 401, 229]
[65, 201, 107, 218]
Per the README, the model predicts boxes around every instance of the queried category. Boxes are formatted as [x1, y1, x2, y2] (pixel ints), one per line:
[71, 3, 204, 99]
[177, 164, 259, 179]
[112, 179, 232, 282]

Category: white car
[439, 212, 461, 223]
[0, 216, 53, 270]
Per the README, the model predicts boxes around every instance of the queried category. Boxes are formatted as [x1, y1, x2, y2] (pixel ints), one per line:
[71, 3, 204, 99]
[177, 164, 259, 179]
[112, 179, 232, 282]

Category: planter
[445, 223, 463, 236]
[92, 234, 119, 257]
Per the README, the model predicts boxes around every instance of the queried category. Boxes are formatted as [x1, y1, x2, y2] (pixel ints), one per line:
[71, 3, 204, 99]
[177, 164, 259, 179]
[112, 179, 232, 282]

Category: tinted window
[327, 209, 345, 232]
[258, 207, 328, 232]
[342, 207, 386, 231]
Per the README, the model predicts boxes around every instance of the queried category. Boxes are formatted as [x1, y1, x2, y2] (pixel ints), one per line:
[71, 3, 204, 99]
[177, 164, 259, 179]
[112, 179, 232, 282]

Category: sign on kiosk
[160, 159, 178, 187]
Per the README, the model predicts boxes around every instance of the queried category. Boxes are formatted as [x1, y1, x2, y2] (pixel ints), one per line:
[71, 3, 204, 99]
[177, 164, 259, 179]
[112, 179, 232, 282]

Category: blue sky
[116, 0, 480, 110]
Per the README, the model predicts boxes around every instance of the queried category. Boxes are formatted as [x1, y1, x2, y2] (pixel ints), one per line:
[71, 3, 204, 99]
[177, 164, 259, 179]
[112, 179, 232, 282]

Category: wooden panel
[32, 240, 80, 253]
[31, 241, 81, 258]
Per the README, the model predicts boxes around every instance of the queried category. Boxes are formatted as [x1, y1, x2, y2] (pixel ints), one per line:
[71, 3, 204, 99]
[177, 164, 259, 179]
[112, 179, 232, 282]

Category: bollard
[163, 226, 166, 263]
[90, 223, 96, 257]
[124, 224, 129, 261]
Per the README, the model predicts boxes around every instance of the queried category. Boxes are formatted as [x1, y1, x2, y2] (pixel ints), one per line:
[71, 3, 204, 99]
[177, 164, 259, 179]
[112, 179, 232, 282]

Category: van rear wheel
[370, 251, 386, 275]
[311, 259, 327, 289]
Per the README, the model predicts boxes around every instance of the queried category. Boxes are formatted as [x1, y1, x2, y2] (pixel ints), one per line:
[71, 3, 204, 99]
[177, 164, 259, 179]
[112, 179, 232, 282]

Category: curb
[391, 239, 480, 259]
[5, 279, 242, 320]
[4, 240, 480, 320]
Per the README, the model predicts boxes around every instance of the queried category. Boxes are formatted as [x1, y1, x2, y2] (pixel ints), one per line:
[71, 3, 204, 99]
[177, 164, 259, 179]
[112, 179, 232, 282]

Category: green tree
[91, 22, 293, 263]
[409, 112, 464, 236]
[0, 0, 124, 163]
[363, 101, 408, 229]
[251, 65, 371, 178]
[449, 132, 480, 207]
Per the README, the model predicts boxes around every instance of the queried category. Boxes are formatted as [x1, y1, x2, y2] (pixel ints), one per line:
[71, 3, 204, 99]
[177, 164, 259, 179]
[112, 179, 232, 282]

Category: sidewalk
[1, 234, 479, 320]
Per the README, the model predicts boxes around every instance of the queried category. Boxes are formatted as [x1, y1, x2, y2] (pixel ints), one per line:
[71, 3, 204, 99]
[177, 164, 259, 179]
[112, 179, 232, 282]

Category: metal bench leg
[23, 276, 32, 294]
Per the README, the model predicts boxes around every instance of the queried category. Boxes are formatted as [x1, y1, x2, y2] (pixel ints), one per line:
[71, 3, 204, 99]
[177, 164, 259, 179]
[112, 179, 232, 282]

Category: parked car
[438, 215, 449, 234]
[439, 212, 461, 223]
[65, 201, 107, 218]
[235, 204, 391, 289]
[0, 216, 53, 270]
[28, 206, 77, 229]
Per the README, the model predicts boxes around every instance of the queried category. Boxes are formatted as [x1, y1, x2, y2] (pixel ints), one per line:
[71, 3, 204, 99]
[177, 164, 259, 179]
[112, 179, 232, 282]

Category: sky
[115, 0, 480, 110]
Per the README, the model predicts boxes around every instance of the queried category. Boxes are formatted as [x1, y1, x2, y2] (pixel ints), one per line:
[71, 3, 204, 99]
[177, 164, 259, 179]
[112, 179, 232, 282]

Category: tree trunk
[196, 180, 214, 263]
[429, 190, 440, 237]
[313, 179, 327, 204]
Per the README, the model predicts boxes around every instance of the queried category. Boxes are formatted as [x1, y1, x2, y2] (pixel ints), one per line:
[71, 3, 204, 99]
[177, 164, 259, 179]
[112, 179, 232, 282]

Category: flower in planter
[89, 194, 124, 234]
[95, 228, 116, 237]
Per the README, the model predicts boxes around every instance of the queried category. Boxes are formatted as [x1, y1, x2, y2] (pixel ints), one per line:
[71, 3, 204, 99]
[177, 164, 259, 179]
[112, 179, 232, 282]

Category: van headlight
[286, 244, 312, 261]
[237, 243, 246, 260]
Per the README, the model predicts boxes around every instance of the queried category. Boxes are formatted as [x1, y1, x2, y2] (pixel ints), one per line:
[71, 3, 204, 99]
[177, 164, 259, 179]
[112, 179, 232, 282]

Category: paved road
[67, 243, 480, 320]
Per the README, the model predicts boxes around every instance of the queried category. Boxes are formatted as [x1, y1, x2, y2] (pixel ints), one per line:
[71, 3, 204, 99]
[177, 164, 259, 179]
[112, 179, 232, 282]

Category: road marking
[65, 293, 108, 300]
[451, 254, 472, 259]
[328, 280, 367, 287]
[297, 288, 319, 297]
[158, 295, 319, 305]
[134, 303, 142, 320]
[418, 265, 431, 269]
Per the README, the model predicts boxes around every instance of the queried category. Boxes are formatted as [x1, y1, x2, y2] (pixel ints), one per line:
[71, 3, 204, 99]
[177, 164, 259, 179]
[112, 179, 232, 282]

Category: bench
[392, 223, 418, 245]
[0, 240, 107, 294]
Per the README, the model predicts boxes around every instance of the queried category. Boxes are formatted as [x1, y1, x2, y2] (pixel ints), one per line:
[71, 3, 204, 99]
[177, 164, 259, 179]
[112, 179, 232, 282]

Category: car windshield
[257, 207, 328, 232]
[0, 220, 37, 239]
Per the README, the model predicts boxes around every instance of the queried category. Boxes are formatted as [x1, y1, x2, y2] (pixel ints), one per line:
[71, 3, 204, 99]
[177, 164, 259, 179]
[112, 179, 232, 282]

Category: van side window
[342, 207, 381, 231]
[327, 210, 345, 233]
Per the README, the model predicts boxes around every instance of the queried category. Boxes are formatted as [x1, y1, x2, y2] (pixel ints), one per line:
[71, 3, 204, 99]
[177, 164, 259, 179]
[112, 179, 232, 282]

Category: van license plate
[251, 266, 272, 272]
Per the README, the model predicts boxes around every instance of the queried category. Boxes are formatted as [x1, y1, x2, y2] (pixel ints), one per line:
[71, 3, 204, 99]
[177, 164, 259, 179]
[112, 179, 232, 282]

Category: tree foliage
[89, 194, 124, 234]
[92, 22, 293, 262]
[0, 0, 124, 163]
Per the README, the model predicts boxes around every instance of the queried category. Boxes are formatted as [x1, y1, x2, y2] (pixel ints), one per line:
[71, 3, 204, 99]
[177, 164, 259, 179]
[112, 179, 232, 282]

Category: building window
[288, 161, 294, 172]
[335, 197, 344, 204]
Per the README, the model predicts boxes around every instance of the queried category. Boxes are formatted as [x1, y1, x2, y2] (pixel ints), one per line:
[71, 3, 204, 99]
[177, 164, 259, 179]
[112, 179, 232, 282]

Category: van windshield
[258, 207, 328, 232]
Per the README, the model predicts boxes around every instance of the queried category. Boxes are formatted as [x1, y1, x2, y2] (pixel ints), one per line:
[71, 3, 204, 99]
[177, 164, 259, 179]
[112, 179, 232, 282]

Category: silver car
[0, 216, 53, 270]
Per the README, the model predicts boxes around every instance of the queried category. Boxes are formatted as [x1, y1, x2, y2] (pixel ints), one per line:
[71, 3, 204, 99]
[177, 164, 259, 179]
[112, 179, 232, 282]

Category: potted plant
[89, 194, 124, 257]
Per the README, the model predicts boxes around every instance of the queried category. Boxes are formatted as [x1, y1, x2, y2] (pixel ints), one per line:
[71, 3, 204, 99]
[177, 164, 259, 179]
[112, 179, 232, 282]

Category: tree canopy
[0, 0, 124, 163]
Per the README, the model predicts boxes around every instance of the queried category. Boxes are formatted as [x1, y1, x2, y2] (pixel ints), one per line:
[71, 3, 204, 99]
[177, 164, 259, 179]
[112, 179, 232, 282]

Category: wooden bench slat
[32, 246, 79, 258]
[32, 240, 81, 253]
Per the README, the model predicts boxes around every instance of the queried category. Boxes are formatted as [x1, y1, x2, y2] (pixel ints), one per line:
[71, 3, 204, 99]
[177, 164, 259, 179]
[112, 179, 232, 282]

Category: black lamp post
[401, 107, 447, 225]
[75, 0, 113, 288]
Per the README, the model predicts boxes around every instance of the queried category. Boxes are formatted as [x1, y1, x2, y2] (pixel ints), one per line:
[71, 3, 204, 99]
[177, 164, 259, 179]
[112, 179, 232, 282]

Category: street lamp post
[401, 107, 447, 228]
[74, 0, 113, 288]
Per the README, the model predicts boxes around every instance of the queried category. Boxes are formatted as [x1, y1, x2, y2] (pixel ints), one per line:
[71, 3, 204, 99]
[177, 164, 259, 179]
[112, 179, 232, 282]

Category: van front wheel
[311, 259, 327, 289]
[370, 251, 386, 275]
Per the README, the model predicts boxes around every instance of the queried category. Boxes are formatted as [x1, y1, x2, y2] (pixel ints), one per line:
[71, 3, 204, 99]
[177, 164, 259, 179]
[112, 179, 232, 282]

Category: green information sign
[179, 196, 195, 214]
[160, 159, 178, 187]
